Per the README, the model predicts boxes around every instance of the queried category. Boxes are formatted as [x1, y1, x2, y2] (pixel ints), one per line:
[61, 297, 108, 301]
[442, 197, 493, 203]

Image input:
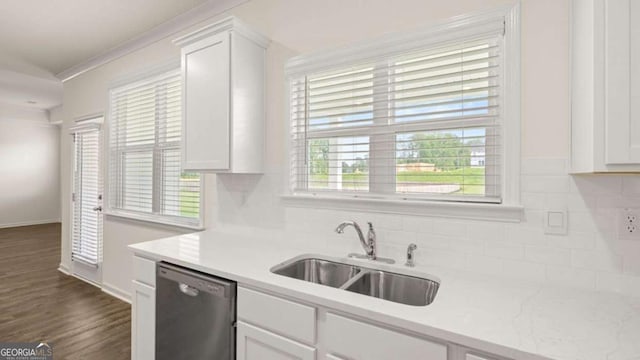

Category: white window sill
[104, 209, 204, 231]
[281, 193, 523, 223]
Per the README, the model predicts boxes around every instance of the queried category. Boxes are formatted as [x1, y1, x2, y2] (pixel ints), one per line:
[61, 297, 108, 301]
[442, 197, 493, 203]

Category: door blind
[72, 127, 102, 266]
[290, 33, 503, 202]
[108, 70, 201, 224]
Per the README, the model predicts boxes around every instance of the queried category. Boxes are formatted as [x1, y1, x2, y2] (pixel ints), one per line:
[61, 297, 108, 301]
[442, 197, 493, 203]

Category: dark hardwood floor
[0, 223, 131, 359]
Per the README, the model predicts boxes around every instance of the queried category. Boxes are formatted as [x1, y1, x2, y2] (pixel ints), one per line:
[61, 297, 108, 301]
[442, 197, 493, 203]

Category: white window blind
[290, 31, 504, 203]
[72, 126, 102, 266]
[108, 70, 202, 226]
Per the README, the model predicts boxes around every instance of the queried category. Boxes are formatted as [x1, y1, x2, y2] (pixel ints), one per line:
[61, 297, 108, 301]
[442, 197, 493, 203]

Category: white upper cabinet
[174, 17, 269, 173]
[571, 0, 640, 173]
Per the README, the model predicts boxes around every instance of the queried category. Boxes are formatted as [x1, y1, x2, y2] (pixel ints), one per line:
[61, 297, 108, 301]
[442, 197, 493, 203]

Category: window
[107, 69, 202, 228]
[289, 16, 512, 204]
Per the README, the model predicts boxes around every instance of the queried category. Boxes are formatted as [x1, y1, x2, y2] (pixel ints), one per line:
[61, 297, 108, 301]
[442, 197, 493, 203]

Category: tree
[308, 139, 329, 175]
[402, 133, 471, 170]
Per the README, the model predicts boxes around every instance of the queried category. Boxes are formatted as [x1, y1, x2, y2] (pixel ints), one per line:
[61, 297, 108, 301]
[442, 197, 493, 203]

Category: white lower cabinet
[236, 286, 510, 360]
[237, 321, 316, 360]
[131, 280, 155, 360]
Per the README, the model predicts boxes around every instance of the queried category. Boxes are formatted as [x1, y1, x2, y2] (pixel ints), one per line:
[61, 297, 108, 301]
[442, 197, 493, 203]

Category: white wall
[60, 0, 640, 299]
[0, 104, 60, 228]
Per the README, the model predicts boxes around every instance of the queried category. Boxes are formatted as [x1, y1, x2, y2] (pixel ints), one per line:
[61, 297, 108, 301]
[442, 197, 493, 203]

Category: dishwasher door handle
[179, 283, 199, 297]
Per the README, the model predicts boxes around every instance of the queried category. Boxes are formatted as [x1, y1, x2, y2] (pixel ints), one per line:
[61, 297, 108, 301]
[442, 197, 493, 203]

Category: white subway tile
[521, 192, 547, 210]
[566, 193, 597, 211]
[525, 246, 572, 265]
[572, 249, 623, 272]
[521, 158, 567, 175]
[521, 175, 569, 193]
[621, 175, 640, 195]
[371, 214, 403, 231]
[505, 225, 545, 245]
[545, 193, 568, 209]
[570, 175, 622, 195]
[416, 248, 468, 270]
[484, 239, 525, 260]
[431, 219, 468, 238]
[402, 215, 433, 233]
[547, 232, 595, 250]
[467, 222, 505, 242]
[568, 211, 599, 233]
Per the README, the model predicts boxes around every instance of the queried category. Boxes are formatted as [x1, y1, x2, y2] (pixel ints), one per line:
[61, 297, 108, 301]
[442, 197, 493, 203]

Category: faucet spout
[335, 221, 376, 259]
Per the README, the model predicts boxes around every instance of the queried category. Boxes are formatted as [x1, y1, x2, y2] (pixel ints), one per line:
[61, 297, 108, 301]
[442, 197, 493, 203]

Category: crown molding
[56, 0, 249, 82]
[173, 16, 270, 48]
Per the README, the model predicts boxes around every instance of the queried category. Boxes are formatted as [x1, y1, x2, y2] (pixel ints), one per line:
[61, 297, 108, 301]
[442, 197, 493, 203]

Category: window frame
[104, 63, 204, 230]
[283, 5, 522, 222]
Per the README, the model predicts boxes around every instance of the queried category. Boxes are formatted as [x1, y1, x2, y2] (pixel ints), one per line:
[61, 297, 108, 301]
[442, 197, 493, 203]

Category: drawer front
[325, 313, 447, 360]
[133, 255, 156, 287]
[238, 287, 316, 345]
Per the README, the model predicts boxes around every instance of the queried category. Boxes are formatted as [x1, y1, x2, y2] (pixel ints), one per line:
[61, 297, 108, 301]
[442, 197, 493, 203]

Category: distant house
[470, 150, 486, 167]
[396, 162, 436, 172]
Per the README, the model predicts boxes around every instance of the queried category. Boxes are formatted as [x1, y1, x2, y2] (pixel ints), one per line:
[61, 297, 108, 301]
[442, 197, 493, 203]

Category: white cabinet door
[131, 280, 155, 360]
[237, 321, 316, 360]
[181, 31, 230, 171]
[605, 0, 640, 164]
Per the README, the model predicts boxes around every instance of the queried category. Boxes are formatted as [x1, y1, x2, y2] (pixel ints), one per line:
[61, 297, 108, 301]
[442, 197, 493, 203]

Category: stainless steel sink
[271, 255, 440, 306]
[271, 258, 362, 288]
[344, 270, 440, 306]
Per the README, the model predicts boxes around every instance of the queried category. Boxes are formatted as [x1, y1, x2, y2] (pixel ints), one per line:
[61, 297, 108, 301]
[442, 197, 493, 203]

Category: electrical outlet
[619, 208, 640, 239]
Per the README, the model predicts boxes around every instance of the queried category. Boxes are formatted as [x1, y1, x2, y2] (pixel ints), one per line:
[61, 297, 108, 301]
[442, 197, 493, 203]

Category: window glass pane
[161, 149, 200, 218]
[308, 137, 369, 191]
[122, 151, 153, 212]
[395, 128, 493, 196]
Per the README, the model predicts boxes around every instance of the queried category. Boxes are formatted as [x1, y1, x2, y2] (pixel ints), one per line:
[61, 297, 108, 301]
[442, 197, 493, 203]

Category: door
[237, 322, 316, 360]
[71, 122, 103, 283]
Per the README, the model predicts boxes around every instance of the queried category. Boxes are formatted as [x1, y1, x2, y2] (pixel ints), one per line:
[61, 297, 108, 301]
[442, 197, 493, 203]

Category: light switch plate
[545, 209, 568, 235]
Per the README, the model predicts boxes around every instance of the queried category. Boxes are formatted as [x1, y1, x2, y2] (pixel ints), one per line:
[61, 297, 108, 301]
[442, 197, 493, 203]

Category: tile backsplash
[214, 158, 640, 297]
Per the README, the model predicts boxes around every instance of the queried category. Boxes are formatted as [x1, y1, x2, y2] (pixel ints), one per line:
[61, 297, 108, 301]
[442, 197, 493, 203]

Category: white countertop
[129, 229, 640, 360]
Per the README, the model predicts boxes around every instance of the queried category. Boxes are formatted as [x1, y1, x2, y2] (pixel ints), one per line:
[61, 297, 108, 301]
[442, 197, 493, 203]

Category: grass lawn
[180, 190, 200, 217]
[310, 167, 486, 195]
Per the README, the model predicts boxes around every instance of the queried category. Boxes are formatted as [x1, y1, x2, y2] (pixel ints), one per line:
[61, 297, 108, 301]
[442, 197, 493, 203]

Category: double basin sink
[271, 256, 439, 306]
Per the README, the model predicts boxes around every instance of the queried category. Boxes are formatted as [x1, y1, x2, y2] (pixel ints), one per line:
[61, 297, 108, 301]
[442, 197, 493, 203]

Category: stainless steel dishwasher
[156, 262, 236, 360]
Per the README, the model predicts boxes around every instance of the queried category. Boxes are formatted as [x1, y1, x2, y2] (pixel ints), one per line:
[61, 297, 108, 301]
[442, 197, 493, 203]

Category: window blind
[290, 33, 503, 203]
[72, 127, 102, 266]
[108, 70, 201, 225]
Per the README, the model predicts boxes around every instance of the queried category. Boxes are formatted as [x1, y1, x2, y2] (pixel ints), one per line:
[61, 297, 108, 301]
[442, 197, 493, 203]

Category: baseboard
[57, 263, 70, 275]
[102, 282, 132, 304]
[0, 219, 61, 229]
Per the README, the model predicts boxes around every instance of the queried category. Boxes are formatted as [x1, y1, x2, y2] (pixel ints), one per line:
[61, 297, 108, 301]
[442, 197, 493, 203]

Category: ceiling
[0, 0, 211, 110]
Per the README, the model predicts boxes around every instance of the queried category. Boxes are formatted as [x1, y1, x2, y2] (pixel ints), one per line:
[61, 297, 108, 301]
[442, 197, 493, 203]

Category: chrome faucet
[335, 221, 377, 259]
[335, 221, 395, 264]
